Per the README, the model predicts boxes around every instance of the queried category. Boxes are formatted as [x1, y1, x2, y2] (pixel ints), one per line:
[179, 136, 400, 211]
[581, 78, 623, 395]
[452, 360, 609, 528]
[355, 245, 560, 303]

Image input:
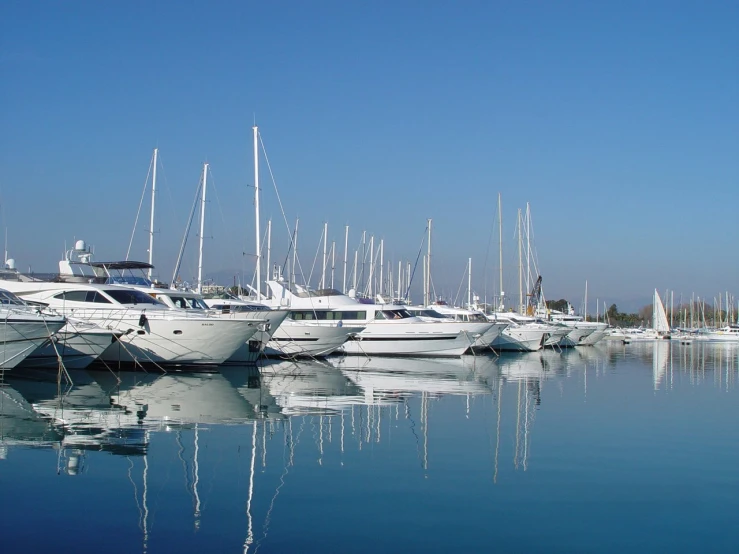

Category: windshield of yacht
[210, 303, 272, 313]
[203, 291, 240, 301]
[166, 295, 208, 310]
[108, 275, 153, 287]
[376, 309, 413, 320]
[421, 309, 448, 319]
[296, 288, 343, 298]
[0, 289, 25, 306]
[104, 289, 165, 306]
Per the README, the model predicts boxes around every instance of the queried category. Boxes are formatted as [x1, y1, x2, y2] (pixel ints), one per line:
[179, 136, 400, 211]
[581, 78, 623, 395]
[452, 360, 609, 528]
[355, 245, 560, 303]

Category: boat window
[169, 296, 190, 309]
[374, 311, 386, 320]
[191, 298, 210, 310]
[104, 289, 165, 305]
[385, 309, 412, 319]
[295, 288, 343, 298]
[54, 290, 89, 302]
[52, 290, 112, 303]
[0, 289, 24, 305]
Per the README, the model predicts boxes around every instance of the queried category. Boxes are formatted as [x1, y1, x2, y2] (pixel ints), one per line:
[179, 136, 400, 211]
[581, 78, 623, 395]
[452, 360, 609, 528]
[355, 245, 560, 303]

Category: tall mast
[468, 257, 472, 308]
[253, 125, 261, 300]
[423, 255, 427, 305]
[425, 218, 432, 305]
[330, 241, 335, 289]
[148, 148, 158, 280]
[525, 203, 531, 295]
[368, 235, 375, 297]
[352, 249, 358, 293]
[379, 239, 384, 298]
[292, 218, 299, 289]
[406, 262, 411, 303]
[342, 225, 349, 294]
[584, 280, 589, 321]
[498, 194, 504, 310]
[321, 221, 328, 289]
[517, 209, 523, 314]
[266, 219, 272, 285]
[197, 163, 208, 294]
[397, 260, 402, 302]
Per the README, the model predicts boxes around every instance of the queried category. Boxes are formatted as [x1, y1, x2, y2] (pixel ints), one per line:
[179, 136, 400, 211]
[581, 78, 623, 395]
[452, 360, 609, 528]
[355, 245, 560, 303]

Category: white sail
[652, 289, 670, 334]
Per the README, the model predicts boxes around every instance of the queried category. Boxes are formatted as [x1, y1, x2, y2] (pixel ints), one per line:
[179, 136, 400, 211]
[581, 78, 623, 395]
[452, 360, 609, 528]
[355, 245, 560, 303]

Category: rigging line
[452, 259, 469, 307]
[404, 224, 429, 301]
[258, 133, 315, 290]
[126, 152, 155, 261]
[280, 226, 297, 279]
[171, 176, 203, 287]
[305, 224, 325, 289]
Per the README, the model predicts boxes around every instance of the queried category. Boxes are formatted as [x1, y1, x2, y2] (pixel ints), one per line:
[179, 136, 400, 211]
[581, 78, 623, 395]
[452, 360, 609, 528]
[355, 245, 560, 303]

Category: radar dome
[5, 258, 15, 270]
[75, 239, 87, 251]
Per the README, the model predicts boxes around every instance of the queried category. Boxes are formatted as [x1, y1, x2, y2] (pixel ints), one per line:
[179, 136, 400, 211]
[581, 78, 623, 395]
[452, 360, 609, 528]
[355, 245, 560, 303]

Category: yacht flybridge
[265, 280, 492, 357]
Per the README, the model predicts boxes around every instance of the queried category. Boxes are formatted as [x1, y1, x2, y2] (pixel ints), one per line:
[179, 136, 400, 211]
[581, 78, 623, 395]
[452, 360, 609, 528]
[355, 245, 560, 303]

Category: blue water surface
[1, 341, 738, 553]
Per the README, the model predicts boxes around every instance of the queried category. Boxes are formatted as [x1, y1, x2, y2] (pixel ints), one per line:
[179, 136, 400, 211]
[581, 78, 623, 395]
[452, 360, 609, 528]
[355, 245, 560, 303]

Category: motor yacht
[265, 280, 488, 357]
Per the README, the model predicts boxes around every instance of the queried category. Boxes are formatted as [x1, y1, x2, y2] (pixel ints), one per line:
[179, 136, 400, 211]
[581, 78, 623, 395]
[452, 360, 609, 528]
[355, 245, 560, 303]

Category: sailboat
[623, 289, 671, 343]
[653, 289, 671, 339]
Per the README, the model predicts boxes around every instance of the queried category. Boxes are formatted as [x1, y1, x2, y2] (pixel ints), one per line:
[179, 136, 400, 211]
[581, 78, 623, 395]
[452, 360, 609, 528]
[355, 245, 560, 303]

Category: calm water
[2, 341, 739, 553]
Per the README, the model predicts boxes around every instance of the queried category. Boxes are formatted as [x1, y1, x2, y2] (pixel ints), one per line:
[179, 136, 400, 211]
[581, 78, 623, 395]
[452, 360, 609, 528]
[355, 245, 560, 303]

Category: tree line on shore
[546, 299, 733, 328]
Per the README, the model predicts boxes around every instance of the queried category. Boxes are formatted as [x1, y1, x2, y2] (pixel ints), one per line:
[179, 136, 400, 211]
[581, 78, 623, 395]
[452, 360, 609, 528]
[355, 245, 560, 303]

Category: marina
[2, 341, 739, 552]
[3, 2, 737, 552]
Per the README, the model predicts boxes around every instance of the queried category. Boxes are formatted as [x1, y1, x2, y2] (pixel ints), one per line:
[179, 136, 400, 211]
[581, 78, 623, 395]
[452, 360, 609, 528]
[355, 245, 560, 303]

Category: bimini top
[89, 261, 154, 271]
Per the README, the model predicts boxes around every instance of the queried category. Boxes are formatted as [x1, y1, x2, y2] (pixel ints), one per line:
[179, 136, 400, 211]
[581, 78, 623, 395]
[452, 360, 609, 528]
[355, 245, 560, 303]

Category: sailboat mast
[197, 163, 208, 294]
[253, 125, 261, 300]
[468, 257, 472, 308]
[498, 194, 504, 309]
[266, 219, 272, 284]
[379, 238, 384, 298]
[517, 209, 523, 314]
[331, 241, 335, 289]
[368, 235, 374, 297]
[292, 218, 299, 288]
[343, 225, 349, 294]
[425, 218, 432, 305]
[584, 280, 588, 321]
[148, 147, 158, 280]
[321, 222, 328, 289]
[352, 249, 358, 293]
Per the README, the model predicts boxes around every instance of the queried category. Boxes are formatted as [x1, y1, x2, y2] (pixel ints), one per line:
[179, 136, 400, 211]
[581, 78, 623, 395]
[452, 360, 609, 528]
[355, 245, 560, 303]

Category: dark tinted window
[53, 290, 88, 302]
[104, 289, 164, 305]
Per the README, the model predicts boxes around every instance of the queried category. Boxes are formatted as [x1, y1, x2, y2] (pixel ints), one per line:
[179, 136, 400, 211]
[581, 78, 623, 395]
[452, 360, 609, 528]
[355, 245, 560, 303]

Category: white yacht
[697, 324, 739, 343]
[540, 308, 606, 346]
[488, 312, 549, 352]
[0, 280, 260, 366]
[404, 302, 508, 353]
[122, 286, 281, 363]
[0, 288, 67, 369]
[202, 291, 358, 358]
[265, 280, 490, 357]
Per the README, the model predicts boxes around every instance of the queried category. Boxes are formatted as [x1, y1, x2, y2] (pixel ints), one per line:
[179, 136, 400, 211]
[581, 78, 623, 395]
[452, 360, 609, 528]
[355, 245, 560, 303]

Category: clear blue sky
[1, 1, 737, 312]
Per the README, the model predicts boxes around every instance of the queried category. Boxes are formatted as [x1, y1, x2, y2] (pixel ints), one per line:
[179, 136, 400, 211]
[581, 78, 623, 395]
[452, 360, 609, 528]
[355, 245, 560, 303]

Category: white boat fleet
[3, 237, 736, 372]
[0, 235, 630, 371]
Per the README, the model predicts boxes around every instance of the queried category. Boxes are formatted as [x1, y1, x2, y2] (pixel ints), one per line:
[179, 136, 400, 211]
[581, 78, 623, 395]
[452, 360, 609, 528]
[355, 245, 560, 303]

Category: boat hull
[19, 323, 116, 369]
[0, 315, 67, 369]
[265, 322, 362, 358]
